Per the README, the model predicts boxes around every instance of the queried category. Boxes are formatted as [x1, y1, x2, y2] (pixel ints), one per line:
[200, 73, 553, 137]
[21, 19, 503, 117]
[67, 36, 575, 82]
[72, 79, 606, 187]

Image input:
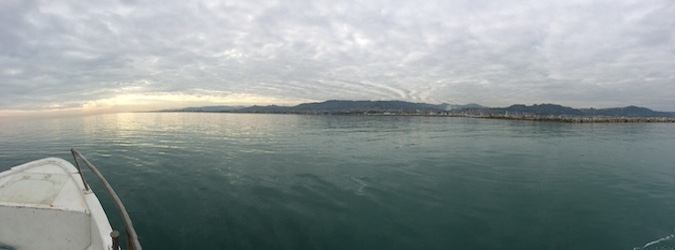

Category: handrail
[71, 148, 142, 250]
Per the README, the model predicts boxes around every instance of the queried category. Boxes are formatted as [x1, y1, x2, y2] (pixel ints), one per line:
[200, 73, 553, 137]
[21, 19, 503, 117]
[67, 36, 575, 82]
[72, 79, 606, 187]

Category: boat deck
[0, 158, 112, 250]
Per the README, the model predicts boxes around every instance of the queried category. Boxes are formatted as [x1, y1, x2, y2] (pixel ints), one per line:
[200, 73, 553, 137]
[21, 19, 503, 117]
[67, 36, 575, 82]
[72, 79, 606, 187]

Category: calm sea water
[1, 113, 674, 249]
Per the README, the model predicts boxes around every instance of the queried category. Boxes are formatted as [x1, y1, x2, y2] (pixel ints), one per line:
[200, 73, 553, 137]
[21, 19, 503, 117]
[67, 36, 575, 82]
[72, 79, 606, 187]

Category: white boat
[0, 149, 141, 250]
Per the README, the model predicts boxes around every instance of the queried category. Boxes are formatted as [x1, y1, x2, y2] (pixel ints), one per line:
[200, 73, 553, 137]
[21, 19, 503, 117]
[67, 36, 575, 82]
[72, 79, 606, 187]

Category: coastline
[464, 114, 675, 123]
[153, 110, 675, 123]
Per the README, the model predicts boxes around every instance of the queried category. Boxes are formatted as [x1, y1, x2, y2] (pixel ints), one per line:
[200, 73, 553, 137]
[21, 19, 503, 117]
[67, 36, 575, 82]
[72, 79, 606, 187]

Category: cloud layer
[1, 0, 674, 114]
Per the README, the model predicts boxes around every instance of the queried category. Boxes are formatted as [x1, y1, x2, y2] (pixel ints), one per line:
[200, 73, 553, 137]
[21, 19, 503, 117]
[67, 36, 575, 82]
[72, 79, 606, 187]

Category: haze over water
[1, 113, 674, 249]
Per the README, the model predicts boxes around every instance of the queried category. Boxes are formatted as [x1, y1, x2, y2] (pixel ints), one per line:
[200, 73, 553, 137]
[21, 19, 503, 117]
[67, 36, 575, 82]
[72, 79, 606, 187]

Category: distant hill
[239, 105, 292, 113]
[444, 103, 486, 110]
[463, 104, 671, 117]
[495, 104, 584, 116]
[161, 101, 671, 118]
[301, 100, 445, 112]
[236, 100, 453, 114]
[159, 105, 246, 112]
[580, 106, 671, 117]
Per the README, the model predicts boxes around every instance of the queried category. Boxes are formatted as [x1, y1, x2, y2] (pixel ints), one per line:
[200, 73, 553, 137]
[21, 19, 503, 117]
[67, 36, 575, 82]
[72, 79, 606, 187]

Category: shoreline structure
[448, 114, 675, 123]
[316, 113, 675, 123]
[157, 101, 675, 123]
[158, 110, 675, 123]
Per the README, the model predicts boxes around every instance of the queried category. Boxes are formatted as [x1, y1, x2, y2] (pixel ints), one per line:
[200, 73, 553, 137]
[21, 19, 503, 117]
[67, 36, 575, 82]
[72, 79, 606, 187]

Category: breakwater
[311, 112, 675, 123]
[471, 115, 675, 123]
[158, 110, 675, 123]
[330, 113, 675, 123]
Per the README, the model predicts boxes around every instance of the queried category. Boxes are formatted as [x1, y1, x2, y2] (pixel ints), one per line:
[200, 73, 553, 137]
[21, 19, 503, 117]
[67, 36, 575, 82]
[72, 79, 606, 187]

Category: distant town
[157, 100, 675, 123]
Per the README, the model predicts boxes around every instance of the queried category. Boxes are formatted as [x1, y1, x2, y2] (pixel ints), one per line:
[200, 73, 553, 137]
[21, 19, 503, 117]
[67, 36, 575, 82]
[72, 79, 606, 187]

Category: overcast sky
[1, 0, 674, 116]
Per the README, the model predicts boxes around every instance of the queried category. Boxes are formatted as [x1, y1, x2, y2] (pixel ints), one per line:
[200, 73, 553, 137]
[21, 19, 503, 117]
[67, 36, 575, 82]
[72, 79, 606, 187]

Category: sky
[1, 0, 674, 118]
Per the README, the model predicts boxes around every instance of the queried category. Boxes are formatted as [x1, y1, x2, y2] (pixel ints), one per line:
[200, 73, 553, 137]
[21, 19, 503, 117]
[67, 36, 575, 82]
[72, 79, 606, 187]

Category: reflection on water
[1, 113, 675, 249]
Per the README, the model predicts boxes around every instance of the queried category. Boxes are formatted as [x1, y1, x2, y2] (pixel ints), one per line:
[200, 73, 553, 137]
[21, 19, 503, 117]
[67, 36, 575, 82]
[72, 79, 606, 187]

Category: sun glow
[82, 91, 311, 111]
[1, 90, 313, 121]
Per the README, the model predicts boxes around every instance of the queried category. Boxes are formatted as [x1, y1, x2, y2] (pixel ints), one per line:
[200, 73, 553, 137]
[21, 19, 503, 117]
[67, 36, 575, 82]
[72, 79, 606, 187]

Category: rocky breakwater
[486, 115, 675, 123]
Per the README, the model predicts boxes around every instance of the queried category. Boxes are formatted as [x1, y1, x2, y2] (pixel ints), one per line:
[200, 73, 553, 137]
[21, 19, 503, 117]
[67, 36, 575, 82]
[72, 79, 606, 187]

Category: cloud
[1, 0, 673, 116]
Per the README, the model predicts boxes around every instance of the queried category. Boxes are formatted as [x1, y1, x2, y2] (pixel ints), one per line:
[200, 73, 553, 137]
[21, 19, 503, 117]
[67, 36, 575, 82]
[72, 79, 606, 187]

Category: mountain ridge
[160, 100, 671, 117]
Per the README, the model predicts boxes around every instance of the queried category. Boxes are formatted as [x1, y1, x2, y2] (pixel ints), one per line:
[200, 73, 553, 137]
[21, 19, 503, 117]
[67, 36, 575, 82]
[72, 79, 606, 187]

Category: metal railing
[71, 148, 142, 250]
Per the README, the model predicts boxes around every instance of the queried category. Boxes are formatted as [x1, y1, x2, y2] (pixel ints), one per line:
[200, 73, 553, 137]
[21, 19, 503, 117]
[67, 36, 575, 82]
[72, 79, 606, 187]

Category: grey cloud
[1, 0, 673, 112]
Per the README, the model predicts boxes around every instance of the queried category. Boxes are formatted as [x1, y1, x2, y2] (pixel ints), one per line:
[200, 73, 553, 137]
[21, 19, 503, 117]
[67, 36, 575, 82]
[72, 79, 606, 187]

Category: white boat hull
[0, 158, 114, 250]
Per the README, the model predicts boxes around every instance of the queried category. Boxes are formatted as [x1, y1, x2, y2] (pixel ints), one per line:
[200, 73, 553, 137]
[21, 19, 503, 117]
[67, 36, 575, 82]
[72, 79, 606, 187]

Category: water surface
[1, 113, 674, 249]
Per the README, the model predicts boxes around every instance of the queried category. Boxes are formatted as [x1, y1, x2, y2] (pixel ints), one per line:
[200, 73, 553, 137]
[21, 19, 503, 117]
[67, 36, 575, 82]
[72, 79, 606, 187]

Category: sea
[1, 113, 674, 249]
